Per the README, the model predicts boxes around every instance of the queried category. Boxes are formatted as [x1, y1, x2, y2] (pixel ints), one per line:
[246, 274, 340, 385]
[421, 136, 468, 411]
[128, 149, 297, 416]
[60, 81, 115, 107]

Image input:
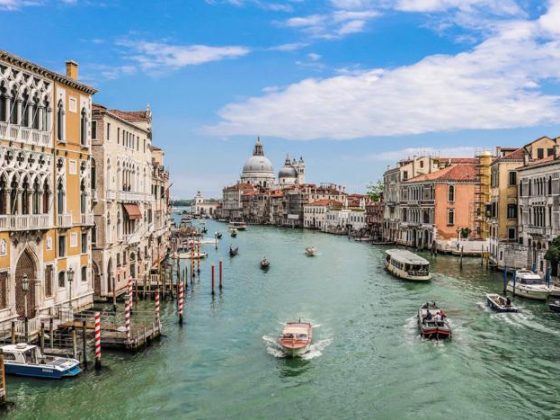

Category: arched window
[0, 175, 6, 215]
[80, 181, 86, 214]
[43, 179, 50, 214]
[58, 271, 65, 288]
[32, 178, 40, 214]
[10, 88, 18, 124]
[57, 100, 64, 141]
[57, 179, 64, 215]
[80, 107, 87, 146]
[0, 84, 6, 122]
[81, 266, 87, 282]
[448, 185, 455, 202]
[42, 99, 49, 131]
[548, 177, 552, 195]
[32, 96, 39, 129]
[22, 91, 30, 127]
[91, 159, 97, 190]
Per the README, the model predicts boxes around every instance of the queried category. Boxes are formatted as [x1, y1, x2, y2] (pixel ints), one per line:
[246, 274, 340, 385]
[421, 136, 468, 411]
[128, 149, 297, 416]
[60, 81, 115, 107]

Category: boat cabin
[385, 249, 431, 280]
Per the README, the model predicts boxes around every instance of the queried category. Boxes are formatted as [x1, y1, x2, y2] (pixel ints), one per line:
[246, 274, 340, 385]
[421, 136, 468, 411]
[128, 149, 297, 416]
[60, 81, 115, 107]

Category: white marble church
[240, 138, 305, 188]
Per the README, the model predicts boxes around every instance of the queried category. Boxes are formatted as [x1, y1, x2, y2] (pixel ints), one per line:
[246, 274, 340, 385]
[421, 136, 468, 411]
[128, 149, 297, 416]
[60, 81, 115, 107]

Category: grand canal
[6, 219, 560, 419]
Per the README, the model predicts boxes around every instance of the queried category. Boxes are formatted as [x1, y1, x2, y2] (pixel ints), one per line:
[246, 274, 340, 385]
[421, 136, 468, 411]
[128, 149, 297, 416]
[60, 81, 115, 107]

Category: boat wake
[498, 311, 560, 336]
[262, 336, 332, 359]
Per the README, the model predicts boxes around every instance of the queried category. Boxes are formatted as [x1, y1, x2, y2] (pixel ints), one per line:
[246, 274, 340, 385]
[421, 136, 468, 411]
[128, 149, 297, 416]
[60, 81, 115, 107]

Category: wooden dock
[100, 324, 161, 351]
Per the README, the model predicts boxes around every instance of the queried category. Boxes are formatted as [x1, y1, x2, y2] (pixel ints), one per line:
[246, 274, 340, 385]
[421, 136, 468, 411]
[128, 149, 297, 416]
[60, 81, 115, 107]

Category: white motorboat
[486, 293, 519, 313]
[507, 270, 551, 301]
[277, 321, 312, 357]
[229, 221, 248, 231]
[305, 247, 317, 256]
[385, 249, 431, 281]
[0, 343, 81, 379]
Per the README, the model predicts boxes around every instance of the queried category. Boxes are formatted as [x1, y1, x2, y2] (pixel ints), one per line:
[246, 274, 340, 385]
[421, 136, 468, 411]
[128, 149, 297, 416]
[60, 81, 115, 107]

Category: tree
[367, 180, 384, 202]
[545, 236, 560, 276]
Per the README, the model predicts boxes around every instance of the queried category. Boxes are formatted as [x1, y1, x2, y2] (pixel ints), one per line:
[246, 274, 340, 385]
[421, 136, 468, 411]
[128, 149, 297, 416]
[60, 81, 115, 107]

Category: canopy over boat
[385, 249, 429, 265]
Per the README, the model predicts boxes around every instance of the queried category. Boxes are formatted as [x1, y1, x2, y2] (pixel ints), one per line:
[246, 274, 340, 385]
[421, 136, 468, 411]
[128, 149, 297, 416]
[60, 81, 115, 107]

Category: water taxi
[0, 343, 81, 379]
[278, 321, 312, 357]
[417, 303, 451, 339]
[385, 249, 431, 281]
[507, 270, 551, 300]
[486, 293, 519, 313]
[305, 247, 317, 257]
[229, 221, 248, 231]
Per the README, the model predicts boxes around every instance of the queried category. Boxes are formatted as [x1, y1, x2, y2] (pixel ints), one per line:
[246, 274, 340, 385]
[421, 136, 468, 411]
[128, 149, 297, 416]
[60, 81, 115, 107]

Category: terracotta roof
[493, 147, 525, 163]
[108, 109, 151, 123]
[407, 163, 477, 182]
[440, 157, 478, 164]
[519, 154, 558, 170]
[307, 199, 343, 207]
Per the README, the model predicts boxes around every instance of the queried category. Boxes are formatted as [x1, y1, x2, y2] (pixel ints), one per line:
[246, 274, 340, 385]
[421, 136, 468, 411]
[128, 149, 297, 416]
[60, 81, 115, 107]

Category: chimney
[65, 60, 78, 80]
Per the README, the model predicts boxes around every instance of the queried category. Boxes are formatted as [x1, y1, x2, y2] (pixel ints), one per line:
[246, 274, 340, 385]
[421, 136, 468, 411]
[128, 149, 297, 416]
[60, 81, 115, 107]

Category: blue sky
[2, 0, 560, 198]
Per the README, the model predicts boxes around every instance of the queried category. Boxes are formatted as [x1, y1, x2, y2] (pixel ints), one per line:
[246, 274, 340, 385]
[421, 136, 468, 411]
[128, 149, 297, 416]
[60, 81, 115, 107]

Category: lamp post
[67, 267, 74, 312]
[22, 273, 29, 343]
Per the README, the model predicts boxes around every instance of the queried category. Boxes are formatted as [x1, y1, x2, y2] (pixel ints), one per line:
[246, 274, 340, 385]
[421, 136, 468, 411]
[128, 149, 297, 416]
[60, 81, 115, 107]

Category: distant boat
[277, 321, 312, 357]
[260, 258, 270, 270]
[229, 247, 239, 257]
[0, 343, 81, 379]
[507, 270, 551, 300]
[305, 247, 317, 257]
[216, 232, 223, 239]
[183, 250, 208, 259]
[417, 302, 451, 339]
[385, 249, 431, 281]
[229, 221, 248, 231]
[486, 293, 519, 313]
[231, 228, 238, 238]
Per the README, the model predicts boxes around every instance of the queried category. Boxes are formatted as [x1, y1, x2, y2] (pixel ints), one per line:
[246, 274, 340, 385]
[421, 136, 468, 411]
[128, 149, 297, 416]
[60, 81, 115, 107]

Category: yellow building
[489, 136, 558, 269]
[0, 51, 96, 338]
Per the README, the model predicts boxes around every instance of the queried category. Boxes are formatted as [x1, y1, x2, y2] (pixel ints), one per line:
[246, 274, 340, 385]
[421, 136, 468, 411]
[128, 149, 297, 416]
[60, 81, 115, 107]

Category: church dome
[243, 155, 274, 174]
[278, 166, 297, 178]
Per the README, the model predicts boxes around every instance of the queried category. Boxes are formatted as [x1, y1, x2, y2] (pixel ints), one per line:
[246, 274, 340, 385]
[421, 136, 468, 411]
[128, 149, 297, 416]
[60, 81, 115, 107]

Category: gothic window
[0, 85, 6, 122]
[10, 88, 18, 124]
[448, 185, 455, 202]
[32, 96, 39, 129]
[57, 100, 64, 141]
[57, 179, 64, 215]
[448, 208, 455, 225]
[58, 271, 65, 288]
[0, 271, 6, 309]
[22, 91, 30, 127]
[80, 107, 87, 146]
[45, 265, 53, 297]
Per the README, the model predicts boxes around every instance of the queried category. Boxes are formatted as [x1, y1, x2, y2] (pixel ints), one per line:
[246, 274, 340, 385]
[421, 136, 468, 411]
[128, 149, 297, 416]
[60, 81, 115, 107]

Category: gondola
[260, 258, 270, 270]
[229, 246, 239, 257]
[548, 299, 560, 313]
[216, 232, 223, 239]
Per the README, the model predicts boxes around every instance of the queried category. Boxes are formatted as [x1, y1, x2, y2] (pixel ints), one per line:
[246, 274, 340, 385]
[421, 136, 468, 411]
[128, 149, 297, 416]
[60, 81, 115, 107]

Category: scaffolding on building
[473, 150, 492, 240]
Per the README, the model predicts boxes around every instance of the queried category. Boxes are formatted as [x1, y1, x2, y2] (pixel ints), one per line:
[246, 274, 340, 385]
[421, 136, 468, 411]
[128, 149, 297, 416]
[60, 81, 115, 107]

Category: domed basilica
[240, 138, 305, 187]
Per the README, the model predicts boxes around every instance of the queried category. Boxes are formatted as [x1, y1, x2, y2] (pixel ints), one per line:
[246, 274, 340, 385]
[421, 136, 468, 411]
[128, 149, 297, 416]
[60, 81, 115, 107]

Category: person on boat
[434, 311, 441, 322]
[426, 310, 432, 320]
[506, 297, 512, 306]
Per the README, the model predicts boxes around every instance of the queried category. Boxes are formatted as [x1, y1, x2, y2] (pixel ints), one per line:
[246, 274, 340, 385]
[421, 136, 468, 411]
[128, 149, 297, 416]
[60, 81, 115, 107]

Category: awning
[123, 203, 142, 220]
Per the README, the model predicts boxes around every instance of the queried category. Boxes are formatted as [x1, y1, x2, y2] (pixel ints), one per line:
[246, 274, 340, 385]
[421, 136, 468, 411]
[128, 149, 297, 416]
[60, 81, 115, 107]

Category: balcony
[57, 214, 73, 228]
[0, 214, 52, 231]
[91, 189, 98, 202]
[0, 122, 51, 147]
[80, 214, 95, 226]
[106, 190, 116, 201]
[117, 191, 148, 202]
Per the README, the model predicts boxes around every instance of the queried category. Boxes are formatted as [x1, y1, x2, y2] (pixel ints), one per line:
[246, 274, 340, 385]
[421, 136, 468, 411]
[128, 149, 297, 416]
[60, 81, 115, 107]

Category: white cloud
[268, 42, 309, 51]
[207, 2, 560, 141]
[118, 40, 250, 73]
[0, 0, 41, 10]
[307, 52, 321, 61]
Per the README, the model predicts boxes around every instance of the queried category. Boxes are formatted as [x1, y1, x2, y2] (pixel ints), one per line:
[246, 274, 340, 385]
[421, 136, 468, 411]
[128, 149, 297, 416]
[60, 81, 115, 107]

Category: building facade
[0, 52, 96, 335]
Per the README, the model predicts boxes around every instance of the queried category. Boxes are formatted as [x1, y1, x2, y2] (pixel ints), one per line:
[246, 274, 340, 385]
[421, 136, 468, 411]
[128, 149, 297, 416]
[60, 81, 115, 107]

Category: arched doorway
[15, 250, 37, 319]
[93, 261, 101, 296]
[129, 252, 136, 279]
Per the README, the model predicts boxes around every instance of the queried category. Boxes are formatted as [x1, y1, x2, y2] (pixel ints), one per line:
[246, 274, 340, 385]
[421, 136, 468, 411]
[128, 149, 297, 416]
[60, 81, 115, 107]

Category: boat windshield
[519, 278, 544, 285]
[23, 348, 38, 364]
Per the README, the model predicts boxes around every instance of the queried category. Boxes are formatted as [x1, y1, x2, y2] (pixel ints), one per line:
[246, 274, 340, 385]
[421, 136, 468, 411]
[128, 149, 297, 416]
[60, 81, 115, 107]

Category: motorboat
[175, 246, 192, 259]
[486, 293, 519, 313]
[277, 321, 312, 357]
[0, 343, 81, 379]
[305, 247, 317, 257]
[385, 249, 431, 281]
[183, 250, 208, 259]
[229, 221, 248, 231]
[260, 258, 270, 270]
[548, 299, 560, 313]
[231, 228, 238, 238]
[417, 302, 451, 339]
[507, 270, 551, 301]
[229, 246, 239, 257]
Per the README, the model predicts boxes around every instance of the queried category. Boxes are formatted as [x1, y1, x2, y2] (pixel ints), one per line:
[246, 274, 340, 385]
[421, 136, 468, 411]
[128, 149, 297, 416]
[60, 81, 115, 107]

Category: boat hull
[486, 294, 519, 313]
[385, 261, 431, 281]
[4, 362, 81, 379]
[278, 343, 311, 357]
[506, 284, 549, 301]
[549, 303, 560, 313]
[417, 307, 451, 340]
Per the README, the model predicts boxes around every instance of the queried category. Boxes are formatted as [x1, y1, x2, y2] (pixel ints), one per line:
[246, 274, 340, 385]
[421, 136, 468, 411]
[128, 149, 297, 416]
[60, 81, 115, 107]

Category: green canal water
[5, 220, 560, 419]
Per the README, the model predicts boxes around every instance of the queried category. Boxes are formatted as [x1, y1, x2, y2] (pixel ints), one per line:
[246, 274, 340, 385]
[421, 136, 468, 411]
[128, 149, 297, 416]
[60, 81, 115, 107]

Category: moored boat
[0, 343, 81, 379]
[486, 293, 519, 313]
[507, 270, 551, 301]
[305, 247, 317, 257]
[548, 299, 560, 313]
[229, 221, 248, 231]
[183, 250, 208, 259]
[277, 321, 312, 357]
[385, 249, 431, 281]
[417, 302, 451, 339]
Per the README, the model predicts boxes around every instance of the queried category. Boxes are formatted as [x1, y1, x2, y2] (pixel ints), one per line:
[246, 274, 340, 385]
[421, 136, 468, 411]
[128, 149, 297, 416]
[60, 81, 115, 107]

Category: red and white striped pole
[128, 276, 133, 312]
[94, 311, 101, 370]
[178, 281, 184, 325]
[155, 287, 161, 330]
[125, 295, 131, 344]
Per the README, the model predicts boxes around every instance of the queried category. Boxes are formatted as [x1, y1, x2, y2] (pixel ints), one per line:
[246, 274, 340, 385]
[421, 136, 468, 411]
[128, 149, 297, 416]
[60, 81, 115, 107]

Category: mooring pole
[219, 260, 223, 290]
[211, 265, 215, 296]
[94, 312, 102, 370]
[82, 320, 88, 369]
